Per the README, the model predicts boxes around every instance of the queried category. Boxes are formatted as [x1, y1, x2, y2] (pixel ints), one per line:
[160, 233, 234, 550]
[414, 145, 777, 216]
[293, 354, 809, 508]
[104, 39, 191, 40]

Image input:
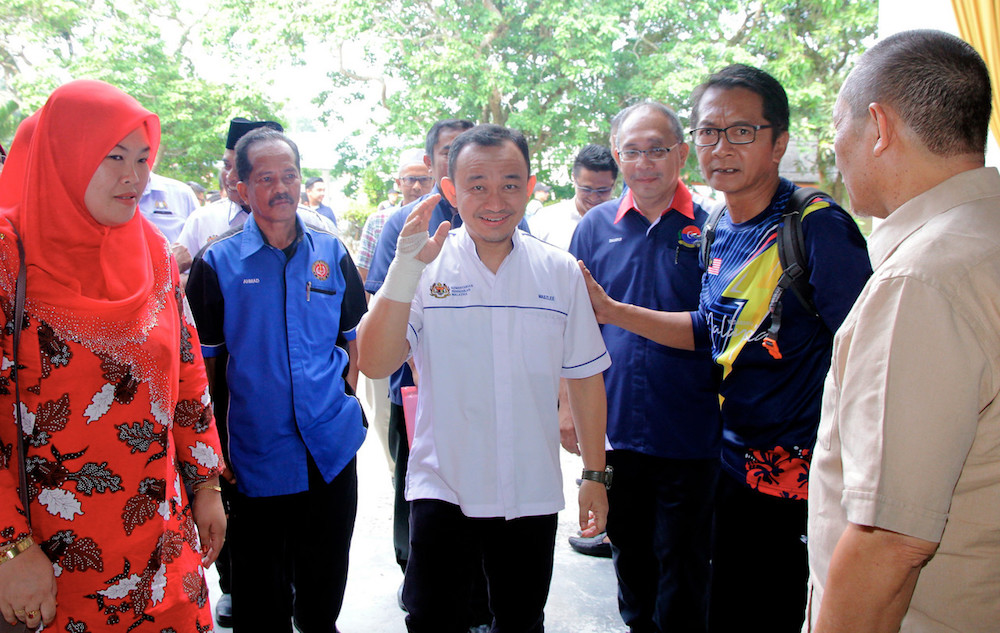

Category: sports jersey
[690, 178, 870, 499]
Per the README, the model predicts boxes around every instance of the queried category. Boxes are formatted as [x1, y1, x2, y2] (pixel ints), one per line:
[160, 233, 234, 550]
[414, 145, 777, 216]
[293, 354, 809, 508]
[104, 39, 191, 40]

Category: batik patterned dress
[0, 230, 224, 633]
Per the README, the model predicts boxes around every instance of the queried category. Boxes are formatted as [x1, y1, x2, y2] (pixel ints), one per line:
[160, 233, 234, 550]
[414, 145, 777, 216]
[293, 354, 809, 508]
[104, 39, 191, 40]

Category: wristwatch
[581, 466, 613, 490]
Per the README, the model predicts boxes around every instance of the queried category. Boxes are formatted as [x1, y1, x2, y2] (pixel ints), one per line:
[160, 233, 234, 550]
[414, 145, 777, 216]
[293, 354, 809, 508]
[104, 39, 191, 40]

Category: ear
[772, 130, 790, 166]
[677, 142, 690, 166]
[869, 102, 893, 157]
[526, 174, 537, 201]
[440, 177, 458, 206]
[236, 181, 249, 205]
[423, 154, 432, 170]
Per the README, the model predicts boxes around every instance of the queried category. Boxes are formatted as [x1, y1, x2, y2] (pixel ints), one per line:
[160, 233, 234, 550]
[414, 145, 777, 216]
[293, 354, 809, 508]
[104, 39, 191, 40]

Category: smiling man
[567, 102, 722, 633]
[186, 128, 366, 633]
[573, 69, 872, 632]
[358, 124, 610, 633]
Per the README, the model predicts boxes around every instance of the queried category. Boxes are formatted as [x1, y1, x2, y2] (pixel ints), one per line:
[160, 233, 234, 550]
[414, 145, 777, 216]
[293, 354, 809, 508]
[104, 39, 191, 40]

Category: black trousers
[708, 473, 808, 633]
[403, 499, 558, 633]
[606, 450, 718, 633]
[230, 457, 358, 633]
[389, 402, 410, 571]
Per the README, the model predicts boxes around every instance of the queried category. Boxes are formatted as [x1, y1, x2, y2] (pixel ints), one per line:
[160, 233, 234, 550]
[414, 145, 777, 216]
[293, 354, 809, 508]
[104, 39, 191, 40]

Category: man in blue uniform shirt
[568, 101, 722, 633]
[186, 128, 367, 633]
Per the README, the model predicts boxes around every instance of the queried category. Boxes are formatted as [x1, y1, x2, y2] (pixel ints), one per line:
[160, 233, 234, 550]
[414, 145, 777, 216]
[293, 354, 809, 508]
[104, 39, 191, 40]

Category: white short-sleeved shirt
[178, 198, 337, 258]
[139, 173, 198, 243]
[528, 198, 582, 251]
[404, 226, 610, 520]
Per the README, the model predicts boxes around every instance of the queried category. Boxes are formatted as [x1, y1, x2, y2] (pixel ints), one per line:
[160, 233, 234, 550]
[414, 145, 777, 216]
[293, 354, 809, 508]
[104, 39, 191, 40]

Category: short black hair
[235, 128, 301, 182]
[305, 176, 324, 190]
[425, 119, 475, 162]
[690, 64, 790, 138]
[447, 124, 531, 180]
[573, 144, 618, 181]
[841, 29, 991, 156]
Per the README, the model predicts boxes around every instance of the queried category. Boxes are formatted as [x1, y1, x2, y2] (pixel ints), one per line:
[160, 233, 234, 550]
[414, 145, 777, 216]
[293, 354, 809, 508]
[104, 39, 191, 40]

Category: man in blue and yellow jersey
[577, 66, 871, 633]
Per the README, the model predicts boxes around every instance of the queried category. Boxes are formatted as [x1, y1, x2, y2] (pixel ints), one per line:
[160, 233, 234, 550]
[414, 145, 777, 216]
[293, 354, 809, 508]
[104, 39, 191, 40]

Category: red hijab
[0, 80, 180, 407]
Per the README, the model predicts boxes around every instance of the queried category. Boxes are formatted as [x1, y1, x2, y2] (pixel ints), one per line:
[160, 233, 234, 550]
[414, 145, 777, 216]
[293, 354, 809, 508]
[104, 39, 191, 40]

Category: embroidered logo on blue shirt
[312, 260, 330, 281]
[242, 278, 261, 284]
[678, 225, 702, 248]
[608, 237, 623, 243]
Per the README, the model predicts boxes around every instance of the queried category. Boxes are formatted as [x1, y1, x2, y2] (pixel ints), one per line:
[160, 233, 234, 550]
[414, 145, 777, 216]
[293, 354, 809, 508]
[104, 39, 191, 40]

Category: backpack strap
[699, 202, 727, 271]
[761, 187, 824, 360]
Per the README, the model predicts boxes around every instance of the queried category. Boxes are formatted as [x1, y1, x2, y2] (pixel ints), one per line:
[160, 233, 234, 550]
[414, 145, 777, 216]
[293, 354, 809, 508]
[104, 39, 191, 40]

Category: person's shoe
[468, 625, 491, 633]
[215, 593, 233, 628]
[397, 581, 407, 612]
[568, 532, 612, 558]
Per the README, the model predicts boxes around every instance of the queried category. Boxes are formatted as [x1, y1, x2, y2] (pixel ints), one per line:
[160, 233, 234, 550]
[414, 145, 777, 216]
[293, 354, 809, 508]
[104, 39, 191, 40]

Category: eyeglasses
[689, 124, 772, 147]
[575, 185, 614, 196]
[399, 176, 433, 186]
[617, 143, 680, 163]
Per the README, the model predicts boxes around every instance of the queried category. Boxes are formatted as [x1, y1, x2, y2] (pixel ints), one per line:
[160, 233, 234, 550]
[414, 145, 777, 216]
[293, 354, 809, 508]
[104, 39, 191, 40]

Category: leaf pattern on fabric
[36, 322, 72, 378]
[182, 571, 208, 608]
[72, 461, 123, 496]
[173, 399, 201, 429]
[115, 420, 167, 465]
[85, 383, 116, 423]
[99, 354, 140, 405]
[122, 478, 166, 536]
[41, 530, 104, 573]
[34, 394, 70, 438]
[0, 271, 222, 630]
[65, 618, 91, 633]
[189, 442, 219, 470]
[38, 487, 84, 520]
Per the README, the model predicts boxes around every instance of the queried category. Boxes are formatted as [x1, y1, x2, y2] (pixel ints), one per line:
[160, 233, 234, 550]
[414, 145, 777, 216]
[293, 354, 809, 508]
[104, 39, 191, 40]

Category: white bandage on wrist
[379, 231, 429, 303]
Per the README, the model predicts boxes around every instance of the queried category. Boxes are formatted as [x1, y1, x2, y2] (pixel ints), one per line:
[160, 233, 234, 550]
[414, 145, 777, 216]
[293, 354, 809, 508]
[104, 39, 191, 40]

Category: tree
[0, 0, 280, 186]
[206, 1, 875, 199]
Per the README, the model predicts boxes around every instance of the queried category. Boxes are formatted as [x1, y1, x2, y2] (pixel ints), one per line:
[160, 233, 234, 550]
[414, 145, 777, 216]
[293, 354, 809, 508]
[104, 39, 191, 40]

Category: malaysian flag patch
[707, 258, 722, 275]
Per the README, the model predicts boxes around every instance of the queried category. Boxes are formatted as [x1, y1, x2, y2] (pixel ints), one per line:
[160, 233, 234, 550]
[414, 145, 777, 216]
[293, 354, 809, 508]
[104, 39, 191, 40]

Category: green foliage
[0, 0, 280, 186]
[5, 1, 877, 202]
[337, 197, 376, 242]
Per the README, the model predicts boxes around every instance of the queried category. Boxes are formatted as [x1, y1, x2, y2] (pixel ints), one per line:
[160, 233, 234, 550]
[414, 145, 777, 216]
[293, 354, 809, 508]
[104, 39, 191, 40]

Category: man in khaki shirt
[806, 29, 1000, 632]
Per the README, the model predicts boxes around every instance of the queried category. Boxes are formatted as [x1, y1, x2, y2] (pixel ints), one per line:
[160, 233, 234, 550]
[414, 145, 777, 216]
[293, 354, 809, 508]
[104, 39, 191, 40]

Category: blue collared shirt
[570, 183, 721, 459]
[187, 214, 367, 497]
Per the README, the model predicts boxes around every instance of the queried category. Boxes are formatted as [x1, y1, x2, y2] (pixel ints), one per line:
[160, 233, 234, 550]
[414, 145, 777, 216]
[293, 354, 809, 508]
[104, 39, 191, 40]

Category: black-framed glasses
[689, 124, 772, 147]
[575, 185, 614, 196]
[617, 143, 680, 163]
[399, 176, 433, 186]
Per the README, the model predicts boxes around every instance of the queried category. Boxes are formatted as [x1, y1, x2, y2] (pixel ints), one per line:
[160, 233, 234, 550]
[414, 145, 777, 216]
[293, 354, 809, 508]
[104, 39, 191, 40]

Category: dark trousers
[708, 473, 808, 633]
[403, 499, 558, 633]
[215, 478, 236, 594]
[389, 402, 410, 571]
[230, 457, 358, 633]
[606, 450, 718, 633]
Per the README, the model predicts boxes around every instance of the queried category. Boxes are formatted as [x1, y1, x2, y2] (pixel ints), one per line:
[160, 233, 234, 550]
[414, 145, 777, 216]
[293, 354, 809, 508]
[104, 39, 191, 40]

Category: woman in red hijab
[0, 80, 225, 631]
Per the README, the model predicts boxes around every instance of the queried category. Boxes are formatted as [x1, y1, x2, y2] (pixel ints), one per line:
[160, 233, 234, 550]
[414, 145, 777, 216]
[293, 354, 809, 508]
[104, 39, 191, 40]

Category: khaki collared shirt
[806, 167, 1000, 632]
